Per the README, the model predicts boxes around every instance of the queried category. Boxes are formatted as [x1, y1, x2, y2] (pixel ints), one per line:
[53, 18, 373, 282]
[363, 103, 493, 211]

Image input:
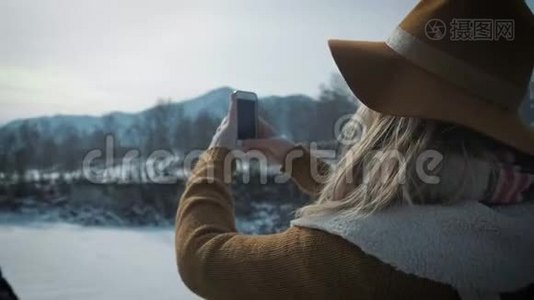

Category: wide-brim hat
[329, 0, 534, 154]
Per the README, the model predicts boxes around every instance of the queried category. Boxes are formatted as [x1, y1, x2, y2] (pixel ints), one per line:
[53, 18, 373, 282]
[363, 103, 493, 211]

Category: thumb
[227, 97, 237, 126]
[241, 138, 273, 151]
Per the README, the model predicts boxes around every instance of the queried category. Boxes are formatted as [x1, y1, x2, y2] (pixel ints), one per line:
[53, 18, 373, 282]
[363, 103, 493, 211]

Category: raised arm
[175, 98, 360, 299]
[280, 144, 331, 197]
[175, 148, 373, 299]
[175, 99, 456, 299]
[240, 117, 332, 198]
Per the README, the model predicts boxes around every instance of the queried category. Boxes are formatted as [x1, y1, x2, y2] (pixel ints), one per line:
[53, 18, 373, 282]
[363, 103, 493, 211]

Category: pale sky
[1, 0, 532, 125]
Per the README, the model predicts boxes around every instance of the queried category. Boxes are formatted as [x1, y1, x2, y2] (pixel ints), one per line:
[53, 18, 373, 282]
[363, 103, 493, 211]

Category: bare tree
[144, 98, 174, 153]
[14, 122, 40, 175]
[313, 74, 358, 141]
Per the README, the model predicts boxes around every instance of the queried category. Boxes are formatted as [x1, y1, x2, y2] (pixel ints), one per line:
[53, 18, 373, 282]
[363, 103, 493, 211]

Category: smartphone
[233, 90, 258, 140]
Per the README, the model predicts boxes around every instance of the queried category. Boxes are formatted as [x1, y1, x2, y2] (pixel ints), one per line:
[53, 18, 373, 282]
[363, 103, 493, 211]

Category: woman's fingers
[241, 137, 296, 165]
[207, 99, 238, 149]
[241, 138, 271, 149]
[240, 139, 278, 162]
[257, 118, 276, 138]
[227, 97, 237, 126]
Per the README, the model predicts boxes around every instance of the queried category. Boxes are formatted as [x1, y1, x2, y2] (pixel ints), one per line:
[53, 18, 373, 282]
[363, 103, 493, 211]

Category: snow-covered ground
[0, 224, 197, 300]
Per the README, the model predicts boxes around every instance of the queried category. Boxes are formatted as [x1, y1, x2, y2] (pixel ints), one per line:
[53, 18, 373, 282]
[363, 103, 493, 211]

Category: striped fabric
[483, 153, 534, 205]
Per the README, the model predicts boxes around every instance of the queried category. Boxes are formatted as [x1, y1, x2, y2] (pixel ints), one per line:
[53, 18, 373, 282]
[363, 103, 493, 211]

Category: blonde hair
[297, 106, 501, 218]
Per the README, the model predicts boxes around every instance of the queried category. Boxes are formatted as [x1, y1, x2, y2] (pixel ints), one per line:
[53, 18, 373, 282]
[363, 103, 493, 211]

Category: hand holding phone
[208, 90, 258, 149]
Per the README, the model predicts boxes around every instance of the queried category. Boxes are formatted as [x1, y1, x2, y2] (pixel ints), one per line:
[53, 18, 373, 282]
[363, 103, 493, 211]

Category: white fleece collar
[291, 201, 534, 293]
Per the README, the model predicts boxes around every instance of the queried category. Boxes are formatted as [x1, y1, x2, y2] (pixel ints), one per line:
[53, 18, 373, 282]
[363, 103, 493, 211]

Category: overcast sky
[1, 0, 533, 125]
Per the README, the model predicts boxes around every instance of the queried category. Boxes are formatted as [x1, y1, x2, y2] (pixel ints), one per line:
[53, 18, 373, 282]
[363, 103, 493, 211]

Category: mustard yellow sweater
[175, 147, 462, 299]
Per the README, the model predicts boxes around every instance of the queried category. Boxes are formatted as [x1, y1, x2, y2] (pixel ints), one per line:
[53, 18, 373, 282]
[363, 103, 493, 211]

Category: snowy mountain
[0, 87, 233, 144]
[0, 87, 327, 151]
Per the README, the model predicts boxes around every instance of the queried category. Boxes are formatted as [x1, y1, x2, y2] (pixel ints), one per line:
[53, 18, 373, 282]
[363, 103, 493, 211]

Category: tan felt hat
[329, 0, 534, 154]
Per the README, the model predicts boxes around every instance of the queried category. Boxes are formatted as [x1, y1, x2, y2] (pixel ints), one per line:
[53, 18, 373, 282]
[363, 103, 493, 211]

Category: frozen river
[0, 224, 197, 299]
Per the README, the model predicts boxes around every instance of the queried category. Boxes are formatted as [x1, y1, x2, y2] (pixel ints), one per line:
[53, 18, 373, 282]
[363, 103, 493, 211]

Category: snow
[0, 224, 197, 300]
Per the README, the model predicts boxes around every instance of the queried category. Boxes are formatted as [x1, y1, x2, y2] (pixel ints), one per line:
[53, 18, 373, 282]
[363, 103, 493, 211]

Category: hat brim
[328, 39, 534, 155]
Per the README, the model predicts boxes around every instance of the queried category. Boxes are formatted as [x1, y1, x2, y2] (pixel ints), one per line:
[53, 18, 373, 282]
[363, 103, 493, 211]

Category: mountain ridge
[0, 87, 327, 153]
[0, 86, 317, 130]
[0, 87, 236, 130]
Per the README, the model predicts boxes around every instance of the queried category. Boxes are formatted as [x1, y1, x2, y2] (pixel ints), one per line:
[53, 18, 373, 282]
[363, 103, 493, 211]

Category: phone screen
[237, 98, 257, 140]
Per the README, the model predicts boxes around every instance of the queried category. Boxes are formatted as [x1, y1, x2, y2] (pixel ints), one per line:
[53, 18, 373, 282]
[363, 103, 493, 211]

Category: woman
[175, 0, 534, 299]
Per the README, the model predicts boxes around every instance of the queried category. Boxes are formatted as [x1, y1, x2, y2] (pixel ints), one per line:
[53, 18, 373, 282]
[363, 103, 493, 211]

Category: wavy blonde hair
[297, 106, 505, 218]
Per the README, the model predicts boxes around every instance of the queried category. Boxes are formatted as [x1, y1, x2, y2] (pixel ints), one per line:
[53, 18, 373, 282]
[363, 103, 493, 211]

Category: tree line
[0, 76, 357, 176]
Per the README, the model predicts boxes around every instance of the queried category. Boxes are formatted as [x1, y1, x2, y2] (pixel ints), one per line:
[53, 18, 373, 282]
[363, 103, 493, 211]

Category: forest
[0, 76, 357, 233]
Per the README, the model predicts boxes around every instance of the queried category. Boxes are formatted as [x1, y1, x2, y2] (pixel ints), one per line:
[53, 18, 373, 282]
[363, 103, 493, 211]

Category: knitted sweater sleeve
[280, 144, 331, 197]
[175, 147, 372, 299]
